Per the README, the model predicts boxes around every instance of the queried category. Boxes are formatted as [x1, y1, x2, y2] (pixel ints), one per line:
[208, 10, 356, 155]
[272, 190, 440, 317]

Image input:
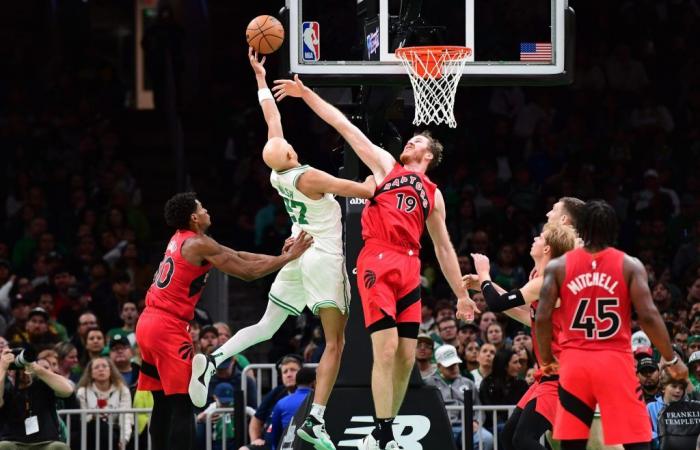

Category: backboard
[283, 0, 574, 85]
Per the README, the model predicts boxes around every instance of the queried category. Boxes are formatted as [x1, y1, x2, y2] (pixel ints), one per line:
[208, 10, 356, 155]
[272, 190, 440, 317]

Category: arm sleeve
[481, 281, 526, 312]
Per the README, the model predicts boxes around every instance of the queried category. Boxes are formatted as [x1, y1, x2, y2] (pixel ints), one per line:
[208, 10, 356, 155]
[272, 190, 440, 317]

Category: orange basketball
[246, 15, 285, 55]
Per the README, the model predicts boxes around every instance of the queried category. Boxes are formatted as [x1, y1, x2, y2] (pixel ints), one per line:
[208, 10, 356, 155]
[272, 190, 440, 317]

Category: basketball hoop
[395, 46, 471, 128]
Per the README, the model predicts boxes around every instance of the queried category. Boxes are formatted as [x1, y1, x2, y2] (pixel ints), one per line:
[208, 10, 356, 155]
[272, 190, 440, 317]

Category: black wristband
[481, 281, 526, 312]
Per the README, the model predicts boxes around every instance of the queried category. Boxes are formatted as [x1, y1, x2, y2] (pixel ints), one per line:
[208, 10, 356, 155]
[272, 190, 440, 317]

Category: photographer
[0, 347, 74, 449]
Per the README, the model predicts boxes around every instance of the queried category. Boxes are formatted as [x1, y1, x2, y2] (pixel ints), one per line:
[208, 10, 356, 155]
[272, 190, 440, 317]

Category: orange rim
[395, 45, 472, 60]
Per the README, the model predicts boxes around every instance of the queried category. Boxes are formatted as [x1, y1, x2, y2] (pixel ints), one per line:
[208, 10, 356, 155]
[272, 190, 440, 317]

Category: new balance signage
[282, 386, 457, 450]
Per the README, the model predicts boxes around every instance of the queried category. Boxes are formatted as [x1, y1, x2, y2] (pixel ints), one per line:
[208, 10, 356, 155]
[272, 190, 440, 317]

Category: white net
[396, 46, 471, 128]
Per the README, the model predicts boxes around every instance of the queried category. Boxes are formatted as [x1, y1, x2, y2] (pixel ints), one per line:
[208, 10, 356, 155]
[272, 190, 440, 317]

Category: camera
[9, 347, 36, 369]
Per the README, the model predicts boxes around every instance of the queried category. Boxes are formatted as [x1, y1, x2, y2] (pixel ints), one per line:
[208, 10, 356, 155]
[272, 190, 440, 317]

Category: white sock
[211, 301, 290, 367]
[310, 403, 326, 421]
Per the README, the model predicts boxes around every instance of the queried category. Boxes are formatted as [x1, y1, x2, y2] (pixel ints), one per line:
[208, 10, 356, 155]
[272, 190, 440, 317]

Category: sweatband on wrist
[481, 280, 526, 312]
[258, 88, 273, 104]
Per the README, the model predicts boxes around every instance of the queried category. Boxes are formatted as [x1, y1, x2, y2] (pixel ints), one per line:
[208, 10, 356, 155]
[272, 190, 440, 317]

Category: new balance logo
[338, 415, 430, 449]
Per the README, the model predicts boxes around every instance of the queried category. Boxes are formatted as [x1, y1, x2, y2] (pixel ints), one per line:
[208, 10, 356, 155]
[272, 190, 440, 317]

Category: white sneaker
[359, 435, 402, 450]
[189, 353, 216, 407]
[359, 434, 380, 450]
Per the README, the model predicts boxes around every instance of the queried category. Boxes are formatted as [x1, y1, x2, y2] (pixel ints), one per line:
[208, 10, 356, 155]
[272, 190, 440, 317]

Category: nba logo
[302, 21, 320, 62]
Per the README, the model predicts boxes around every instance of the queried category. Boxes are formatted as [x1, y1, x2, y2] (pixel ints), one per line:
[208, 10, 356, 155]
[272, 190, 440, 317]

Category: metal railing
[57, 408, 152, 450]
[202, 406, 256, 450]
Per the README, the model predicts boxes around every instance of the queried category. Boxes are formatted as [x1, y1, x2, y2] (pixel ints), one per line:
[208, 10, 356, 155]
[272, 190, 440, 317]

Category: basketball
[246, 15, 285, 55]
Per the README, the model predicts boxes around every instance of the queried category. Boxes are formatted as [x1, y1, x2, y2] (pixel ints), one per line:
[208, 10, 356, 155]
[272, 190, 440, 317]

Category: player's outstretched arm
[249, 47, 283, 140]
[470, 253, 534, 325]
[297, 168, 376, 199]
[191, 232, 312, 281]
[272, 75, 395, 180]
[535, 256, 564, 371]
[426, 189, 478, 321]
[628, 255, 688, 380]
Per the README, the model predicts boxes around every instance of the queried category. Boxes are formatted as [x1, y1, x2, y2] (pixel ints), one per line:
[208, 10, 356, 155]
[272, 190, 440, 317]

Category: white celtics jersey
[270, 165, 342, 254]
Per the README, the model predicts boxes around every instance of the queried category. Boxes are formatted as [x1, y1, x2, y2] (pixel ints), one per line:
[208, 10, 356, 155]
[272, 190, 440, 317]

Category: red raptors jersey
[556, 247, 631, 352]
[145, 230, 212, 321]
[530, 299, 562, 365]
[361, 164, 437, 249]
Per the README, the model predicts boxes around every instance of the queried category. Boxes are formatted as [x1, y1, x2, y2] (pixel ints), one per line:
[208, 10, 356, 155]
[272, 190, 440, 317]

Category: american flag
[520, 42, 552, 62]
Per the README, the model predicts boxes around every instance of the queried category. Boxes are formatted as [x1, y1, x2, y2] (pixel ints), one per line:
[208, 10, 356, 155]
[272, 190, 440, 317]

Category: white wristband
[258, 88, 273, 104]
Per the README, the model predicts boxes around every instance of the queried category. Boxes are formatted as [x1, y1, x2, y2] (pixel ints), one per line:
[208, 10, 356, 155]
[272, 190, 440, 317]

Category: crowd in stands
[2, 0, 700, 449]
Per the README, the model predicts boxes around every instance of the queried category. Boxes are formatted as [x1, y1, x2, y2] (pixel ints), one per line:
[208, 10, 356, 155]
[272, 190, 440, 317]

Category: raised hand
[248, 46, 266, 78]
[456, 296, 479, 322]
[471, 253, 491, 278]
[272, 74, 310, 101]
[461, 274, 481, 291]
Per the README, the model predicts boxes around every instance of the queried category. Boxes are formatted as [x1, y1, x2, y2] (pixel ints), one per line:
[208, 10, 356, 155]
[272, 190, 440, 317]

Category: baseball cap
[637, 357, 658, 373]
[109, 334, 131, 349]
[200, 325, 219, 338]
[633, 346, 653, 359]
[417, 333, 434, 346]
[214, 382, 234, 404]
[28, 307, 50, 321]
[689, 351, 700, 365]
[459, 322, 480, 333]
[688, 335, 700, 345]
[631, 330, 651, 351]
[435, 344, 462, 367]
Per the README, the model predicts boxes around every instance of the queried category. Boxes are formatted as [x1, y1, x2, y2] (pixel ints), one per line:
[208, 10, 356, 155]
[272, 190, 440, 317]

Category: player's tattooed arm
[535, 256, 564, 367]
[193, 232, 312, 281]
[296, 168, 376, 199]
[272, 75, 395, 181]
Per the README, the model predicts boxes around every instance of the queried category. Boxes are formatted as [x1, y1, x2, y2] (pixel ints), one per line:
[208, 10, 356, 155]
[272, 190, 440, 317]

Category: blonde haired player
[188, 49, 375, 450]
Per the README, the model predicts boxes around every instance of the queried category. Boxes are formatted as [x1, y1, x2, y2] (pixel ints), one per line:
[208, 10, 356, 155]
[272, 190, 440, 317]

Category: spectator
[511, 331, 533, 353]
[478, 312, 497, 344]
[199, 325, 219, 356]
[57, 286, 92, 336]
[54, 342, 80, 383]
[20, 307, 60, 353]
[92, 272, 133, 331]
[415, 334, 437, 379]
[647, 372, 688, 448]
[461, 341, 480, 376]
[489, 244, 527, 291]
[35, 288, 68, 342]
[637, 357, 662, 404]
[437, 318, 459, 347]
[689, 336, 700, 360]
[82, 328, 107, 366]
[425, 345, 493, 450]
[689, 351, 700, 392]
[420, 301, 435, 335]
[108, 334, 140, 391]
[106, 301, 139, 346]
[4, 296, 31, 347]
[457, 323, 479, 353]
[479, 348, 528, 433]
[485, 323, 506, 350]
[471, 343, 496, 388]
[70, 312, 99, 361]
[240, 354, 302, 450]
[0, 347, 74, 448]
[268, 367, 316, 450]
[428, 300, 456, 341]
[76, 357, 134, 449]
[197, 382, 236, 450]
[36, 349, 59, 374]
[208, 354, 258, 410]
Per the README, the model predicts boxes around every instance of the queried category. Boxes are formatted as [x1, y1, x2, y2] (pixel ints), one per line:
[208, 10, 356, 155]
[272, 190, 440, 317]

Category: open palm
[273, 74, 309, 101]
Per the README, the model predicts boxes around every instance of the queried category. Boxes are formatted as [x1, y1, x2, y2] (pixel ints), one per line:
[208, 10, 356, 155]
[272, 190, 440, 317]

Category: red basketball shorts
[553, 348, 651, 444]
[357, 240, 421, 330]
[516, 376, 559, 425]
[135, 308, 194, 395]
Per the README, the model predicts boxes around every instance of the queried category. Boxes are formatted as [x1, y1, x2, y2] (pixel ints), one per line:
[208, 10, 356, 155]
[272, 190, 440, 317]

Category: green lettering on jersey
[282, 197, 308, 224]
